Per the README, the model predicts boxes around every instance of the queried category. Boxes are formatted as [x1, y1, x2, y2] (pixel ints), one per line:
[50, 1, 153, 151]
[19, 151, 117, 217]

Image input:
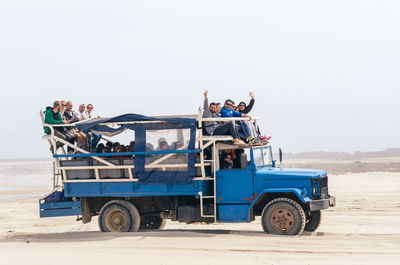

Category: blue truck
[39, 111, 335, 235]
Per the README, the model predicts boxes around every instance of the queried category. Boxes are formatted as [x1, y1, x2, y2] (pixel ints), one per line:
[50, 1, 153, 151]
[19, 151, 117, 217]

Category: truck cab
[215, 145, 335, 234]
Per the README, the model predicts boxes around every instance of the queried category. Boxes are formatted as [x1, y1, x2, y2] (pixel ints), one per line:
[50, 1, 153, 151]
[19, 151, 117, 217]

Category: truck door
[216, 168, 254, 204]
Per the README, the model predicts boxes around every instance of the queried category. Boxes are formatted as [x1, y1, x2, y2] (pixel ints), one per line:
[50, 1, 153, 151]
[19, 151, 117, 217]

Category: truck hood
[257, 167, 327, 179]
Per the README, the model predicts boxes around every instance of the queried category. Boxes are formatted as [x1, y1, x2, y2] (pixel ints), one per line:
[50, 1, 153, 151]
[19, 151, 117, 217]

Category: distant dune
[282, 148, 400, 174]
[283, 148, 400, 160]
[2, 148, 400, 175]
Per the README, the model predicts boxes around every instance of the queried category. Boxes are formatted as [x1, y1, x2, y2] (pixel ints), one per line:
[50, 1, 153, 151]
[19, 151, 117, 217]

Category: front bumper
[308, 196, 336, 211]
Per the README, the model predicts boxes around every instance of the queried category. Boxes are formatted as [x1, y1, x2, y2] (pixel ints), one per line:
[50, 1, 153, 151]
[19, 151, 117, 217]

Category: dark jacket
[202, 99, 220, 135]
[44, 106, 63, 134]
[239, 99, 255, 114]
[63, 110, 76, 123]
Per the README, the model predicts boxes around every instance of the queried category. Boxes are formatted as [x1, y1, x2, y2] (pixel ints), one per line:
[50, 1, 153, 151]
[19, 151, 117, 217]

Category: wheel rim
[270, 208, 295, 232]
[105, 208, 128, 231]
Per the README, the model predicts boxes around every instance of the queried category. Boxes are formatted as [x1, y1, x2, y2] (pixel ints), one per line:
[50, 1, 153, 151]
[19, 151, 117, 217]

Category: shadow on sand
[0, 228, 312, 243]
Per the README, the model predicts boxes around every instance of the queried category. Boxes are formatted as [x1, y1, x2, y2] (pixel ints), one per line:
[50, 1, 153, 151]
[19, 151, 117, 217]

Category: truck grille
[319, 177, 328, 197]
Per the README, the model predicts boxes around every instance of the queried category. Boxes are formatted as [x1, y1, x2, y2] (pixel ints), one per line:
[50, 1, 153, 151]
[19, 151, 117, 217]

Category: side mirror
[279, 148, 283, 163]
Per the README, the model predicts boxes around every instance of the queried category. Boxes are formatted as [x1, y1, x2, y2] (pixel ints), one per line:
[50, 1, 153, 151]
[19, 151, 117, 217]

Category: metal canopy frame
[40, 109, 266, 223]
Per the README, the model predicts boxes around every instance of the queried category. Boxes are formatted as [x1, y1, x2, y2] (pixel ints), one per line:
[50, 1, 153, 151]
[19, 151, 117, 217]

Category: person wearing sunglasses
[202, 90, 245, 145]
[81, 103, 102, 152]
[60, 100, 67, 117]
[237, 91, 255, 114]
[237, 92, 270, 144]
[220, 99, 252, 120]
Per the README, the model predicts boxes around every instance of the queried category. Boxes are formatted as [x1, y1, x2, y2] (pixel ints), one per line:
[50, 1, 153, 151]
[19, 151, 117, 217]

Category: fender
[248, 188, 311, 210]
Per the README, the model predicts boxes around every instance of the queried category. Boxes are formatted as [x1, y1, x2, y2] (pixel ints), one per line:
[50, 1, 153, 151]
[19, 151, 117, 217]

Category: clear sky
[0, 0, 399, 159]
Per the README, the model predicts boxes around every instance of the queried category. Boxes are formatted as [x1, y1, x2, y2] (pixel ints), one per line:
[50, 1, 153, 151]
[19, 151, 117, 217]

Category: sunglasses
[226, 103, 233, 106]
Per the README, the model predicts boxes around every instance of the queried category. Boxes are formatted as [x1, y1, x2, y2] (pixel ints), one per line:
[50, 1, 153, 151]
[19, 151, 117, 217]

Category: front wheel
[98, 200, 140, 232]
[261, 198, 306, 235]
[304, 210, 321, 232]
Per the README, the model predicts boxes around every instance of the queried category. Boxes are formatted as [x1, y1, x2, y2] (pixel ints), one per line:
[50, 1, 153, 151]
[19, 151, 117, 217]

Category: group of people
[44, 91, 269, 156]
[220, 149, 247, 170]
[202, 90, 270, 145]
[94, 141, 135, 158]
[44, 101, 102, 153]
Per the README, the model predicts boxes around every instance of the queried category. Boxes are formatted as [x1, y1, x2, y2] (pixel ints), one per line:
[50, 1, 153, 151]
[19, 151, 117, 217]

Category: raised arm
[203, 90, 211, 117]
[244, 91, 255, 114]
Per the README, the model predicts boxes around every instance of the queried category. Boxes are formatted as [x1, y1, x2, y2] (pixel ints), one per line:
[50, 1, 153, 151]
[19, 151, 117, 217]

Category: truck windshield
[253, 147, 272, 167]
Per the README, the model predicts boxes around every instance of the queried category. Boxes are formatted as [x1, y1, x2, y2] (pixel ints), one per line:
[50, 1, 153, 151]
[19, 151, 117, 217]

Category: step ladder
[197, 112, 218, 222]
[52, 161, 63, 189]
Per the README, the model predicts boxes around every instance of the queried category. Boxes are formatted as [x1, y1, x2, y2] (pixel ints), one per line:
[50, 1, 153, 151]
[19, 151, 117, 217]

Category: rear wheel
[139, 216, 167, 230]
[261, 198, 306, 235]
[98, 200, 140, 232]
[304, 210, 321, 232]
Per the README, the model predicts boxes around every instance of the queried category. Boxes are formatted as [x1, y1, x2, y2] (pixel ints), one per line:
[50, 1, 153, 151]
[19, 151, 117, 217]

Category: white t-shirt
[78, 110, 89, 120]
[84, 110, 97, 119]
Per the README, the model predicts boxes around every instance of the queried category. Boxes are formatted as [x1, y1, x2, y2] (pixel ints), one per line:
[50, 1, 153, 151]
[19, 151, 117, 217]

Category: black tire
[81, 197, 92, 224]
[139, 216, 167, 230]
[98, 200, 140, 232]
[261, 197, 306, 235]
[304, 210, 321, 232]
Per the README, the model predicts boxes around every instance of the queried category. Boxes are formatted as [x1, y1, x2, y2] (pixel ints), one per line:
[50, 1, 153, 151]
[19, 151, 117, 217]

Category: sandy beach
[0, 160, 400, 264]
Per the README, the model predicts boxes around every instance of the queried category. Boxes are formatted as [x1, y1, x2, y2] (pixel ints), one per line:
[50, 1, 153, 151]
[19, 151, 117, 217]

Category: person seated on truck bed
[85, 103, 100, 119]
[157, 139, 169, 156]
[237, 93, 271, 144]
[78, 103, 102, 152]
[216, 102, 222, 114]
[44, 101, 75, 153]
[236, 92, 259, 142]
[94, 143, 105, 154]
[236, 92, 255, 139]
[113, 145, 130, 158]
[219, 99, 252, 142]
[220, 99, 252, 120]
[112, 142, 121, 152]
[171, 140, 188, 163]
[202, 90, 245, 145]
[62, 101, 89, 151]
[101, 147, 112, 158]
[157, 139, 169, 151]
[129, 141, 135, 151]
[106, 141, 113, 150]
[60, 100, 67, 116]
